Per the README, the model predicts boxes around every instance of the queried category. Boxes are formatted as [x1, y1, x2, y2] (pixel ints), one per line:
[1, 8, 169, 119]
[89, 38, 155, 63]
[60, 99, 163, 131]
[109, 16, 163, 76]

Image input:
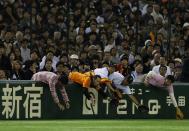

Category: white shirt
[109, 72, 124, 85]
[94, 67, 109, 78]
[20, 47, 30, 63]
[131, 71, 145, 82]
[39, 56, 59, 71]
[109, 72, 131, 94]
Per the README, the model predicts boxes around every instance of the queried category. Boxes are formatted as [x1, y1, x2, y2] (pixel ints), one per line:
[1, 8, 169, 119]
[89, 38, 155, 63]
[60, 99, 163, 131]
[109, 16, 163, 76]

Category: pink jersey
[32, 71, 69, 104]
[146, 71, 174, 94]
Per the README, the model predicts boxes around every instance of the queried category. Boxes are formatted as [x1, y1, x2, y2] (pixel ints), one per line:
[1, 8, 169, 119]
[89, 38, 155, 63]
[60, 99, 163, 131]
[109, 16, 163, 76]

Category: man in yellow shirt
[69, 71, 101, 104]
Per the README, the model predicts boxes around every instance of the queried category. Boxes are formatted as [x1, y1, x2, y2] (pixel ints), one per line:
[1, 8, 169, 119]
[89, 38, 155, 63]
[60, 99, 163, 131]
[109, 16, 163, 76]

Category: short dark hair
[166, 75, 175, 83]
[159, 65, 167, 71]
[63, 64, 71, 69]
[56, 61, 64, 67]
[93, 75, 101, 79]
[59, 74, 68, 85]
[120, 55, 128, 61]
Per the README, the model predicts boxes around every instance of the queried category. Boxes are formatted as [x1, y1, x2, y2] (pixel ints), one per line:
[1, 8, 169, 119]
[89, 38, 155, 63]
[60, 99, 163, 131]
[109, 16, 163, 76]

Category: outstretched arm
[49, 79, 65, 111]
[106, 82, 115, 92]
[83, 88, 91, 100]
[83, 88, 95, 106]
[169, 93, 178, 108]
[59, 84, 70, 108]
[49, 79, 60, 104]
[169, 92, 184, 120]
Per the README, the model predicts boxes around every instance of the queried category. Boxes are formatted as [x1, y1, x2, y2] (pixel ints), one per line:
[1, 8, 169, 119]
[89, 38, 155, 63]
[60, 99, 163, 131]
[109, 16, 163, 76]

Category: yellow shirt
[69, 72, 91, 88]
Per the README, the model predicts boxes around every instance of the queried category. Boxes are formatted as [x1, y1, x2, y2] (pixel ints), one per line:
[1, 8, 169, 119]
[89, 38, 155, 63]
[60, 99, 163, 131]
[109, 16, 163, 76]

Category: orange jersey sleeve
[69, 72, 91, 88]
[84, 71, 111, 85]
[84, 71, 95, 76]
[100, 78, 112, 84]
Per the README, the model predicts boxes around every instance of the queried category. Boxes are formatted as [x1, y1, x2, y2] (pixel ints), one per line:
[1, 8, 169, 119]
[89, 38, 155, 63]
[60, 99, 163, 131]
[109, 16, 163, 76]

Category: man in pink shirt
[32, 71, 70, 111]
[144, 67, 184, 119]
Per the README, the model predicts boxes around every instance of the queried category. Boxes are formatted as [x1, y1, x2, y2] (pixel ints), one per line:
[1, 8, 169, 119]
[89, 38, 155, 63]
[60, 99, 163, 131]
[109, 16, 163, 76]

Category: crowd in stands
[0, 0, 189, 82]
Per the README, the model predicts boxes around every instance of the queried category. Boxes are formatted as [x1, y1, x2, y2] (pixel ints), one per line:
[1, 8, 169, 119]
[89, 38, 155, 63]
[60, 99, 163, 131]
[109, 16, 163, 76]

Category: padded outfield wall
[0, 80, 188, 120]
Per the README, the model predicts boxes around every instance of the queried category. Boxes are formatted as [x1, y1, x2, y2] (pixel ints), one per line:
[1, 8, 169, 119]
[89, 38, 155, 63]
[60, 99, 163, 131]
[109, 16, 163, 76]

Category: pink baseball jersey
[146, 71, 174, 94]
[32, 71, 69, 104]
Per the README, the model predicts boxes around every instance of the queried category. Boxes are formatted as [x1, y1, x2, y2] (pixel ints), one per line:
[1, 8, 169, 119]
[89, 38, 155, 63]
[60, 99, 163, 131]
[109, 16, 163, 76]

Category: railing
[0, 80, 188, 120]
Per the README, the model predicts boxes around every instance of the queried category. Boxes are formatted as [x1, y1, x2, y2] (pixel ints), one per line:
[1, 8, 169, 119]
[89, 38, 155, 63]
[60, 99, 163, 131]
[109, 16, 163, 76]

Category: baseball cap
[145, 39, 152, 47]
[174, 58, 182, 64]
[88, 45, 98, 50]
[70, 54, 79, 59]
[183, 22, 189, 29]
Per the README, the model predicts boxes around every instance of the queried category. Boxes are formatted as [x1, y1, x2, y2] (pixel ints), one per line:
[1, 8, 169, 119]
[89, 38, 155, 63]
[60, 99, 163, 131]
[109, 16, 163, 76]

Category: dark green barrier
[0, 80, 188, 119]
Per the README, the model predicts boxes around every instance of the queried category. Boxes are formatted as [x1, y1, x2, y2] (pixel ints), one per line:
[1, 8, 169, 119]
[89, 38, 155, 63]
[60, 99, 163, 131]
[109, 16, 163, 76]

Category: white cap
[88, 45, 98, 50]
[183, 22, 189, 29]
[174, 58, 182, 64]
[70, 54, 79, 59]
[145, 39, 152, 47]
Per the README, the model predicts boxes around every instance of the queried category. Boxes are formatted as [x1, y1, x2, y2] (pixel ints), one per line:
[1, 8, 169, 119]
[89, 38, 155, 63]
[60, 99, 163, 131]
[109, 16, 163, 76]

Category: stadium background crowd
[0, 0, 189, 82]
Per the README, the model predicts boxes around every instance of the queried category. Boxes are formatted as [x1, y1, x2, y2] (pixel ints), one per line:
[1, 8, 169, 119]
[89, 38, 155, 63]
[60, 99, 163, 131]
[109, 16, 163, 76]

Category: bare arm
[171, 94, 184, 120]
[169, 93, 178, 107]
[106, 82, 115, 92]
[83, 88, 91, 100]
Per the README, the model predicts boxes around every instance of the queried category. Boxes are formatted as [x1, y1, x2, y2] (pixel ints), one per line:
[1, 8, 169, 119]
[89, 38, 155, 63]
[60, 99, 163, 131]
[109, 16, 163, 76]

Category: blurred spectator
[23, 60, 37, 80]
[150, 51, 161, 68]
[142, 55, 151, 74]
[55, 61, 65, 76]
[59, 53, 69, 65]
[69, 54, 80, 71]
[0, 69, 7, 80]
[0, 44, 12, 71]
[41, 59, 54, 72]
[9, 60, 24, 80]
[8, 51, 16, 66]
[29, 50, 40, 67]
[20, 38, 30, 63]
[13, 31, 23, 48]
[13, 47, 22, 61]
[131, 61, 145, 82]
[141, 4, 154, 26]
[167, 60, 175, 75]
[40, 50, 58, 71]
[152, 56, 171, 76]
[102, 51, 112, 65]
[174, 58, 182, 67]
[141, 39, 154, 58]
[110, 47, 120, 64]
[0, 0, 188, 82]
[116, 55, 132, 77]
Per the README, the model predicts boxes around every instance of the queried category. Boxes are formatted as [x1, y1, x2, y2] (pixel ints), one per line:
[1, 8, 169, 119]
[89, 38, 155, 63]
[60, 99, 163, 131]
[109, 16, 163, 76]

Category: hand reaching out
[90, 95, 95, 106]
[57, 103, 65, 111]
[176, 108, 184, 120]
[65, 102, 70, 109]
